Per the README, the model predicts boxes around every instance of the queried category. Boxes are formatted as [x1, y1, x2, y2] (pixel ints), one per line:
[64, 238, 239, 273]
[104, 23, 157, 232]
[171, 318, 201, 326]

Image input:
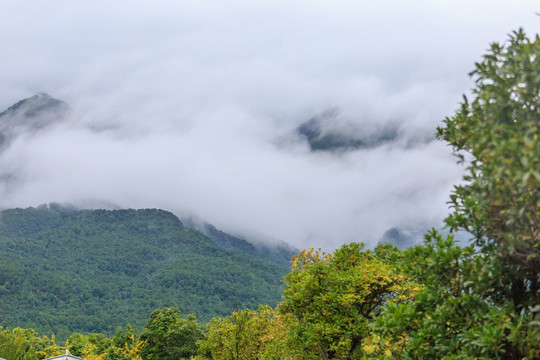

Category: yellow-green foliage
[195, 305, 286, 360]
[279, 243, 417, 359]
[0, 327, 40, 360]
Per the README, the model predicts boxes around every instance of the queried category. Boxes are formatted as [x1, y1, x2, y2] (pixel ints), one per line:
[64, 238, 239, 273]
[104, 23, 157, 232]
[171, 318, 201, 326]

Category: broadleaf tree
[438, 28, 539, 310]
[195, 305, 286, 360]
[279, 243, 417, 359]
[373, 29, 540, 359]
[140, 308, 203, 360]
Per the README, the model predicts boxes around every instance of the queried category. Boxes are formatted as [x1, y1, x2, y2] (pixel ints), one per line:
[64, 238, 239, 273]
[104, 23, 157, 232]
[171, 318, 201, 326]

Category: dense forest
[0, 205, 291, 339]
[1, 29, 539, 360]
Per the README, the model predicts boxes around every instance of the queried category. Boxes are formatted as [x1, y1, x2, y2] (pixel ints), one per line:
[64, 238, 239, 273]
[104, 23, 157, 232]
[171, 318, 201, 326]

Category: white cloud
[0, 0, 537, 249]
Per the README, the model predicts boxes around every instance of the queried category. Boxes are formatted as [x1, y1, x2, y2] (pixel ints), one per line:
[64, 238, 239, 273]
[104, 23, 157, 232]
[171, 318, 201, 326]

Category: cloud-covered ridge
[0, 1, 537, 249]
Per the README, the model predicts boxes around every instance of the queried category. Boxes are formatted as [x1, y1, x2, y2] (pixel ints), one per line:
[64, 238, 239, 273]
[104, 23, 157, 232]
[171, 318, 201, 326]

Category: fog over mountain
[0, 1, 537, 249]
[0, 93, 71, 149]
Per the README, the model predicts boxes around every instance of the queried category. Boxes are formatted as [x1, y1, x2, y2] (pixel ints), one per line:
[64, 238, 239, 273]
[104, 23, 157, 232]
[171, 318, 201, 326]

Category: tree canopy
[438, 29, 539, 308]
[279, 243, 417, 359]
[140, 308, 203, 360]
[372, 29, 540, 359]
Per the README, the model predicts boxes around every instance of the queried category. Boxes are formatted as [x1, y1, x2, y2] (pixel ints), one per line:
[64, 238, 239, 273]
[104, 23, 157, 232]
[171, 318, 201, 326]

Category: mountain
[0, 93, 71, 149]
[378, 225, 427, 249]
[183, 220, 297, 268]
[378, 224, 472, 249]
[296, 109, 399, 152]
[0, 93, 297, 264]
[0, 204, 290, 340]
[295, 108, 437, 152]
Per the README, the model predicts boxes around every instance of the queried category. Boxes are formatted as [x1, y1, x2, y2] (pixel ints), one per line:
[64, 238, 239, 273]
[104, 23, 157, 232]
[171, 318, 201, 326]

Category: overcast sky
[0, 1, 538, 249]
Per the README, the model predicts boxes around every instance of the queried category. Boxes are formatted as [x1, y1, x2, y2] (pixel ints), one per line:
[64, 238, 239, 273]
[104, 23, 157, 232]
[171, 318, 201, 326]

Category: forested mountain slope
[193, 222, 297, 268]
[0, 204, 290, 340]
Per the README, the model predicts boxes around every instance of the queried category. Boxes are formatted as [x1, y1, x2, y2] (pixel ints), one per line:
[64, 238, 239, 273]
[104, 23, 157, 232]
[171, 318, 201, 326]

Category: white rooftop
[41, 350, 86, 360]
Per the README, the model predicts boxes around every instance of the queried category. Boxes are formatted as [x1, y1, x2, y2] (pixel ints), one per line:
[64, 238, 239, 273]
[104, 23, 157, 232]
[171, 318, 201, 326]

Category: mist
[0, 1, 538, 249]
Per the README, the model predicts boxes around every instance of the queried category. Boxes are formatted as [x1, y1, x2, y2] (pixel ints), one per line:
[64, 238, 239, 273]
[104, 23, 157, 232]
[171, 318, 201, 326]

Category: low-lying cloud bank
[0, 1, 537, 249]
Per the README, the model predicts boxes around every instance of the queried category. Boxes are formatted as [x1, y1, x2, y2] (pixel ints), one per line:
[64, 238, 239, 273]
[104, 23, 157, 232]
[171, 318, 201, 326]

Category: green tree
[438, 28, 539, 311]
[110, 325, 145, 360]
[36, 334, 69, 359]
[113, 335, 145, 360]
[439, 28, 539, 357]
[140, 308, 203, 360]
[373, 29, 540, 359]
[0, 327, 39, 360]
[66, 333, 92, 358]
[374, 232, 522, 358]
[195, 305, 284, 360]
[279, 243, 417, 359]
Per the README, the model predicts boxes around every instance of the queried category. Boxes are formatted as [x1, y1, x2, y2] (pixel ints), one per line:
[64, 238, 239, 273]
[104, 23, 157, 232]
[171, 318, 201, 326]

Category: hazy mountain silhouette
[0, 93, 71, 149]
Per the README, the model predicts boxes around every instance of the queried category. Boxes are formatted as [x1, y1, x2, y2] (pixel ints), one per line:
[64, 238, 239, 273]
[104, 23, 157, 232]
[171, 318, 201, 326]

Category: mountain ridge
[0, 204, 291, 340]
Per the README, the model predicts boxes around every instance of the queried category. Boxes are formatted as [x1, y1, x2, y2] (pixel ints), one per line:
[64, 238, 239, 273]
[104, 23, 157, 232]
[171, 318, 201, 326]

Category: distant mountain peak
[296, 109, 399, 152]
[0, 93, 71, 148]
[0, 92, 70, 121]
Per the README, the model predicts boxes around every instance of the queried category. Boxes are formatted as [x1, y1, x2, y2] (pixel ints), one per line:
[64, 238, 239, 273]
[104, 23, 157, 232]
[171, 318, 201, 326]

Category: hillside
[0, 204, 290, 340]
[188, 221, 297, 268]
